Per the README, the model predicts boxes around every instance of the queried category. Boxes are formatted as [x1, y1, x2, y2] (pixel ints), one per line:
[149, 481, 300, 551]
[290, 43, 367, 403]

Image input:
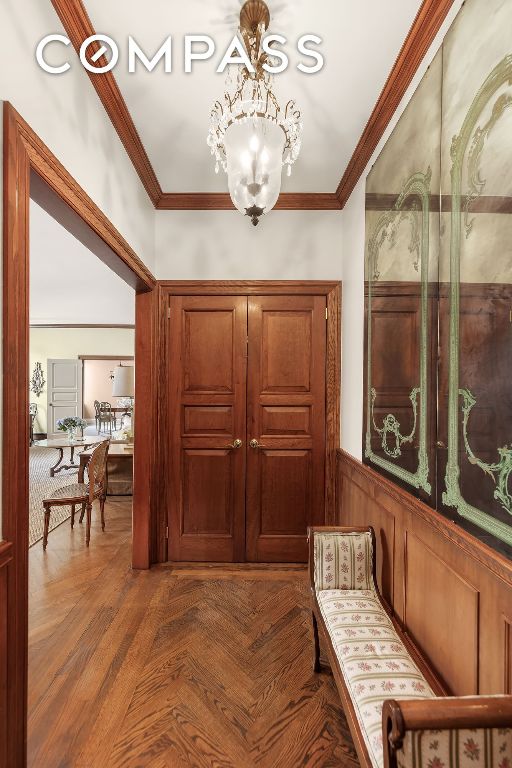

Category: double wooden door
[167, 294, 327, 562]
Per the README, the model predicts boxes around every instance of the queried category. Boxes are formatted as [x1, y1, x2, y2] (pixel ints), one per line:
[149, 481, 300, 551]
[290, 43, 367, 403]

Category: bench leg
[312, 610, 321, 673]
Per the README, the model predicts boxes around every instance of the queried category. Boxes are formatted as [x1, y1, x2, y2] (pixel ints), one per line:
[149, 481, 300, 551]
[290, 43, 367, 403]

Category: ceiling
[78, 0, 423, 195]
[30, 200, 135, 325]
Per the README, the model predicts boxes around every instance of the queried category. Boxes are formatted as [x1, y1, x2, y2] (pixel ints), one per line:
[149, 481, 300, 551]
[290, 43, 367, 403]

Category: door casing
[157, 281, 341, 563]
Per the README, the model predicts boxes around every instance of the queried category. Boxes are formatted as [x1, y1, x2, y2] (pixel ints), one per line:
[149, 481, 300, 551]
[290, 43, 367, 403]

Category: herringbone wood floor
[28, 499, 358, 767]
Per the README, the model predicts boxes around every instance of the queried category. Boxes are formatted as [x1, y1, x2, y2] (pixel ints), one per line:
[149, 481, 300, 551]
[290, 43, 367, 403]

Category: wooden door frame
[157, 280, 341, 562]
[2, 102, 156, 767]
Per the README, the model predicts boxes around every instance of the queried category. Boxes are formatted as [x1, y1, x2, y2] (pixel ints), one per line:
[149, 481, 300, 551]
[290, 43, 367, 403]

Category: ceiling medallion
[207, 0, 302, 225]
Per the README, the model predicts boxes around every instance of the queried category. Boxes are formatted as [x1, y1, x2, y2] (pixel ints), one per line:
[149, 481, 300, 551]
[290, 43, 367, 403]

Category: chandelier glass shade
[207, 0, 302, 225]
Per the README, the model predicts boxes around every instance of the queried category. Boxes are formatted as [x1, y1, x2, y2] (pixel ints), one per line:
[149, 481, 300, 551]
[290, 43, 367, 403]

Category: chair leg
[71, 504, 76, 528]
[43, 506, 50, 551]
[86, 503, 92, 546]
[79, 502, 86, 523]
[100, 495, 106, 531]
[312, 610, 321, 673]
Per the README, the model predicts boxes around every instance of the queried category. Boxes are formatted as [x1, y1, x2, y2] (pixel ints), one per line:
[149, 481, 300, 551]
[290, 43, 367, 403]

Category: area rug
[29, 446, 79, 547]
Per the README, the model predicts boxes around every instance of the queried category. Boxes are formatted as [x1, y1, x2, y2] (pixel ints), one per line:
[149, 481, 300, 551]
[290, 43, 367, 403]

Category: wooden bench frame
[310, 526, 512, 768]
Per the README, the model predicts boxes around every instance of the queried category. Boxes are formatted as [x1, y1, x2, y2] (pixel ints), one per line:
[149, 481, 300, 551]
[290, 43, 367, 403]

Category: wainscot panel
[337, 450, 512, 695]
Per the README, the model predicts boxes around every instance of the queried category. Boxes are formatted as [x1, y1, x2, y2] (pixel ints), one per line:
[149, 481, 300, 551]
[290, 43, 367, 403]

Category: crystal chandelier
[207, 0, 302, 225]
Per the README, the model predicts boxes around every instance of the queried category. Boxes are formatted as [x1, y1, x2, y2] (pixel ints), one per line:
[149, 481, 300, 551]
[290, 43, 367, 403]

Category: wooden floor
[28, 499, 358, 767]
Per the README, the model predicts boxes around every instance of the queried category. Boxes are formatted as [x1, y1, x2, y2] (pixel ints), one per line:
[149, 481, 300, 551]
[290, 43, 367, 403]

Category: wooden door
[246, 296, 326, 562]
[46, 358, 83, 438]
[167, 296, 247, 561]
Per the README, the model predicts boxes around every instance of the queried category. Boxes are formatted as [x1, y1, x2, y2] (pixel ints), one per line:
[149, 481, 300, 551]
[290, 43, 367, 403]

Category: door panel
[168, 296, 247, 562]
[46, 358, 83, 438]
[246, 296, 326, 562]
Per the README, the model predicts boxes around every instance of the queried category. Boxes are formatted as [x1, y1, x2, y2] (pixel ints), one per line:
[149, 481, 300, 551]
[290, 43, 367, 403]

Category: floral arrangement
[114, 426, 134, 442]
[57, 416, 87, 432]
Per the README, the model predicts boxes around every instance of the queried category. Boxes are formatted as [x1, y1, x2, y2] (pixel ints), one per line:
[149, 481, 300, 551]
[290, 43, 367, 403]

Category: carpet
[29, 446, 80, 547]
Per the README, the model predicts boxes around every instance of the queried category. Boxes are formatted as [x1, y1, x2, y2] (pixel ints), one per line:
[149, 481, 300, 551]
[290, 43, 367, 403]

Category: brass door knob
[250, 439, 267, 449]
[227, 438, 243, 449]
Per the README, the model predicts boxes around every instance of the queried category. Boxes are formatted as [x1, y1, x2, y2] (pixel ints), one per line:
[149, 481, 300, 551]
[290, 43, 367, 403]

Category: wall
[337, 450, 512, 696]
[0, 0, 155, 271]
[30, 327, 134, 433]
[155, 210, 342, 281]
[340, 0, 465, 459]
[83, 358, 133, 419]
[30, 200, 136, 325]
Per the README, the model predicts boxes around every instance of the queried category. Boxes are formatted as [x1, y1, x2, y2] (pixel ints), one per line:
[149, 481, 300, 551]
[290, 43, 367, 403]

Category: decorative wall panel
[364, 0, 512, 558]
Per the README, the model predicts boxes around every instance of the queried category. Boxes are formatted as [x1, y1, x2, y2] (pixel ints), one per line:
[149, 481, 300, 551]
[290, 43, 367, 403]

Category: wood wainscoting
[337, 449, 512, 696]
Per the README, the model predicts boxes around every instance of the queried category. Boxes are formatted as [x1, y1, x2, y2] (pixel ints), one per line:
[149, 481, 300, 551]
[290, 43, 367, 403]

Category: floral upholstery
[317, 589, 435, 768]
[313, 531, 374, 590]
[396, 721, 512, 768]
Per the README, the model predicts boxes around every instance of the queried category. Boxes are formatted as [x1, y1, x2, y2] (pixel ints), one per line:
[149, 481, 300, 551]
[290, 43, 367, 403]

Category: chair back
[29, 403, 38, 417]
[87, 440, 109, 501]
[94, 400, 100, 417]
[99, 401, 112, 418]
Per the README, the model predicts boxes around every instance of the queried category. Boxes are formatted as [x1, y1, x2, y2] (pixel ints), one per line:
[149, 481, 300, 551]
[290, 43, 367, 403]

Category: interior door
[46, 358, 83, 438]
[245, 296, 326, 562]
[168, 296, 247, 562]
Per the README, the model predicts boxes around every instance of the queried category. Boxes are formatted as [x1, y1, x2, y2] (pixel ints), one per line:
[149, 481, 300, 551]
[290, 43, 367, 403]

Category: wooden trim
[50, 0, 454, 211]
[49, 0, 454, 211]
[0, 541, 13, 570]
[6, 106, 155, 291]
[338, 449, 512, 587]
[50, 0, 162, 206]
[157, 280, 340, 296]
[336, 0, 454, 207]
[78, 355, 134, 361]
[31, 324, 135, 329]
[2, 101, 155, 766]
[156, 192, 342, 210]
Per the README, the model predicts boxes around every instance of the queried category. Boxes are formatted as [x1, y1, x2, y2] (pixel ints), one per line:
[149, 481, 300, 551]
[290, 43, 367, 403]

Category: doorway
[165, 284, 341, 563]
[2, 103, 156, 767]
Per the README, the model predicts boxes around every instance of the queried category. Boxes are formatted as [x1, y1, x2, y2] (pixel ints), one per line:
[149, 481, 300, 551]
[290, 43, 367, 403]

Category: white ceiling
[82, 0, 423, 193]
[29, 200, 135, 325]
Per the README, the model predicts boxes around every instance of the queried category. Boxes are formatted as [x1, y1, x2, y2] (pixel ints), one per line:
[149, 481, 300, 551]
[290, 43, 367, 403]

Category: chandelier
[207, 0, 302, 225]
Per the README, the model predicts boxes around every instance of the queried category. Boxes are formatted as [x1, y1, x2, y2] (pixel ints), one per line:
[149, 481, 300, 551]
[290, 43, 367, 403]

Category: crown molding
[156, 192, 342, 210]
[335, 0, 454, 207]
[51, 0, 453, 211]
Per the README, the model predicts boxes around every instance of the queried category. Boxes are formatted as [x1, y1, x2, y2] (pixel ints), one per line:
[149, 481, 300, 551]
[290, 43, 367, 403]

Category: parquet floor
[28, 499, 358, 768]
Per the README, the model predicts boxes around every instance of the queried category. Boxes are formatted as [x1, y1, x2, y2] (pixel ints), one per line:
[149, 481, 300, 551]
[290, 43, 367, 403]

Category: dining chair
[98, 401, 114, 434]
[94, 399, 101, 432]
[29, 403, 38, 445]
[42, 439, 109, 550]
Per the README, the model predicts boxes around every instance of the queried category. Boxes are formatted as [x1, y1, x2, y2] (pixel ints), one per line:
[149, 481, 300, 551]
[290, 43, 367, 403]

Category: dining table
[33, 435, 107, 477]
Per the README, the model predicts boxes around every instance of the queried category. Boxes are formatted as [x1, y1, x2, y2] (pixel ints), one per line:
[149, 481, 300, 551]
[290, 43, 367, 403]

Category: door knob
[250, 439, 266, 449]
[227, 438, 243, 449]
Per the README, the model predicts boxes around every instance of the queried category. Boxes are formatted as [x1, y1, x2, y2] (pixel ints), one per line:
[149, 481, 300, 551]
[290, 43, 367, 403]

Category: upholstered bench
[308, 526, 512, 768]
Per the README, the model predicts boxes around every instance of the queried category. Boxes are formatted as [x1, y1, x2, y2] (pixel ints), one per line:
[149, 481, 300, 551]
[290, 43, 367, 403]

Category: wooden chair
[98, 401, 114, 434]
[93, 399, 100, 432]
[29, 403, 38, 446]
[42, 440, 109, 550]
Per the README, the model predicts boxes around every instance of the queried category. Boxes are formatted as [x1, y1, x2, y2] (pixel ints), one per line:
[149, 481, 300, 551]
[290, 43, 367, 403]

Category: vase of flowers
[57, 416, 87, 443]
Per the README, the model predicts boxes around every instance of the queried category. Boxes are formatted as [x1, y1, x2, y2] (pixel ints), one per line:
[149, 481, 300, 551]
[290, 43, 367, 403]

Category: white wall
[340, 0, 465, 459]
[30, 200, 135, 325]
[0, 0, 155, 271]
[155, 210, 342, 280]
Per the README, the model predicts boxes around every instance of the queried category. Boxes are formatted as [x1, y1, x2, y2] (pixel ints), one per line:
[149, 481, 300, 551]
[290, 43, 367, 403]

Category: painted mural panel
[364, 51, 442, 503]
[439, 0, 512, 556]
[364, 0, 512, 558]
